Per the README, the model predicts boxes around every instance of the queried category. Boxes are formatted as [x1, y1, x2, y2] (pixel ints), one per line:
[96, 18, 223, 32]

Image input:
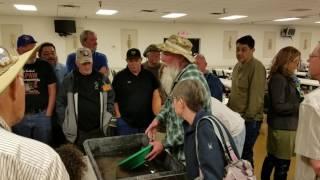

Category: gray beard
[160, 66, 180, 95]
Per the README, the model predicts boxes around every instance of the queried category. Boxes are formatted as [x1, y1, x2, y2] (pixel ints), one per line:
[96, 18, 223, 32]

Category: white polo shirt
[211, 97, 245, 137]
[295, 88, 320, 180]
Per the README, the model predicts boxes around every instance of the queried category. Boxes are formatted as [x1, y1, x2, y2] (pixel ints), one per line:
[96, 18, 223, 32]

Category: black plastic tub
[83, 134, 186, 180]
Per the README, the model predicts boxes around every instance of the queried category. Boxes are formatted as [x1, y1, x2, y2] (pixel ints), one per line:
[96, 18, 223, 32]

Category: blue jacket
[183, 109, 238, 180]
[204, 72, 224, 102]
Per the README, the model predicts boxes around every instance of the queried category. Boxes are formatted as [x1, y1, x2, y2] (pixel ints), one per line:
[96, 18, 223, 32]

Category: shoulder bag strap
[195, 115, 239, 166]
[207, 115, 239, 162]
[195, 116, 231, 166]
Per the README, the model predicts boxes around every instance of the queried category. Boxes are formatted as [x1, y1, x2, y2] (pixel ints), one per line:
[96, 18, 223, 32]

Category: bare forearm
[46, 83, 57, 116]
[310, 159, 320, 176]
[114, 102, 121, 118]
[152, 89, 162, 115]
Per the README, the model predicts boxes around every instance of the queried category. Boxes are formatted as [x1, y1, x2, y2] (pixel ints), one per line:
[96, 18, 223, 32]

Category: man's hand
[145, 119, 159, 141]
[310, 159, 320, 176]
[146, 140, 164, 161]
[45, 110, 52, 117]
[106, 117, 117, 136]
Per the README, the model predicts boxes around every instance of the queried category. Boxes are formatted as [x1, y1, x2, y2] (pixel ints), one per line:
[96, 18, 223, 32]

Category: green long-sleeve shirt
[228, 58, 266, 121]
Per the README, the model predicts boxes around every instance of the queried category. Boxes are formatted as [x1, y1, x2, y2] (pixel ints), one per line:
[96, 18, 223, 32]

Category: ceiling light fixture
[96, 9, 118, 15]
[162, 13, 187, 19]
[14, 4, 37, 11]
[96, 1, 118, 16]
[315, 21, 320, 24]
[141, 9, 157, 13]
[219, 15, 247, 20]
[211, 8, 227, 15]
[273, 17, 301, 22]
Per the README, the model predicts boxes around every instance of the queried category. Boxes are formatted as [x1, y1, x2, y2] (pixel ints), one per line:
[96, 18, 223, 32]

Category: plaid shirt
[156, 64, 212, 160]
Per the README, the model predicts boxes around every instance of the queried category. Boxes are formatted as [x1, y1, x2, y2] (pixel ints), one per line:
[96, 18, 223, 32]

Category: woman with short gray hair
[171, 79, 238, 179]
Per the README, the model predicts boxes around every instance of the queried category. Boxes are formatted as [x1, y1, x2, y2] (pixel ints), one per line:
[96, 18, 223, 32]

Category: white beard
[160, 66, 180, 95]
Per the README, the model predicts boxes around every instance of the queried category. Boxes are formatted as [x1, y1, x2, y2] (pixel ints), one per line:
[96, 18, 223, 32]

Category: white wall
[1, 15, 320, 69]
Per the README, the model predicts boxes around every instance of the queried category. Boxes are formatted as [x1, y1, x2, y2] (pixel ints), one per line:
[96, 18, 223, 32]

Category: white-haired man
[295, 43, 320, 180]
[145, 35, 212, 161]
[66, 30, 109, 76]
[0, 47, 69, 179]
[194, 53, 224, 101]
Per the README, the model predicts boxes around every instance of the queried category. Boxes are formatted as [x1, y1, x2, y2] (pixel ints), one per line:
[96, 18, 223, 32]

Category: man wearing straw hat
[0, 47, 69, 179]
[145, 35, 212, 161]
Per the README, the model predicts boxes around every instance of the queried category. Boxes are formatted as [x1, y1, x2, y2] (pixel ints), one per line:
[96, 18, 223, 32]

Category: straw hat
[157, 34, 194, 63]
[0, 46, 38, 94]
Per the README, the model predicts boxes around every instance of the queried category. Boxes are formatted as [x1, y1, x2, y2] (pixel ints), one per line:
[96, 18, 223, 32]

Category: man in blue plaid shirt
[145, 35, 212, 161]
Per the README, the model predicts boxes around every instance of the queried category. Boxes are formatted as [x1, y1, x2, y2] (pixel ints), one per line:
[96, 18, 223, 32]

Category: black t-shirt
[112, 67, 159, 128]
[75, 70, 102, 131]
[24, 59, 57, 113]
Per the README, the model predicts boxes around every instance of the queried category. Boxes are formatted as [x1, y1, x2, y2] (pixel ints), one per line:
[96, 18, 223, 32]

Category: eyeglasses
[309, 54, 320, 58]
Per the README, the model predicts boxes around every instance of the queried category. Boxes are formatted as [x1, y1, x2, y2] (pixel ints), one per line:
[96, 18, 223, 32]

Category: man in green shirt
[145, 35, 211, 161]
[228, 35, 266, 167]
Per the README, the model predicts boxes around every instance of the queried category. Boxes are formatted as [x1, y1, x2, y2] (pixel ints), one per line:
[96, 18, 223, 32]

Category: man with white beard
[160, 65, 180, 95]
[145, 35, 212, 161]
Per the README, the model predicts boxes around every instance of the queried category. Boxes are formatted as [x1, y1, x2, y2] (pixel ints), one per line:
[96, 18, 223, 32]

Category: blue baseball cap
[17, 34, 37, 48]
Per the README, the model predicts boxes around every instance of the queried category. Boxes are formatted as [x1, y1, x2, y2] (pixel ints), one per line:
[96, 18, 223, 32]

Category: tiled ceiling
[0, 0, 320, 26]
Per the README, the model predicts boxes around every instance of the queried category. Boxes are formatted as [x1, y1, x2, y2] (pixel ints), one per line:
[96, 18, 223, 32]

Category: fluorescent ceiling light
[219, 15, 247, 20]
[14, 4, 37, 11]
[273, 17, 300, 22]
[96, 9, 118, 15]
[162, 13, 187, 19]
[315, 21, 320, 24]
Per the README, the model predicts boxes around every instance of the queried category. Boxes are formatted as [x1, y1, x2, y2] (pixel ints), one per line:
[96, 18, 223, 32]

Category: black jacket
[267, 73, 302, 130]
[183, 109, 238, 180]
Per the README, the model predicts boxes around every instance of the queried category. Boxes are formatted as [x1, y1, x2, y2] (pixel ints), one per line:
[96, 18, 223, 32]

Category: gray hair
[194, 53, 205, 60]
[194, 53, 207, 64]
[172, 79, 206, 112]
[80, 30, 96, 45]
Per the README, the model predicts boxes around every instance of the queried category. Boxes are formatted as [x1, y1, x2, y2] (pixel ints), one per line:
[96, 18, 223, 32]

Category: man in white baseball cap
[57, 47, 114, 148]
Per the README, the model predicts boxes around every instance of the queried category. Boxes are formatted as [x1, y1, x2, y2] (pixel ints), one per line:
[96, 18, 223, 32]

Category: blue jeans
[241, 120, 262, 167]
[13, 111, 52, 145]
[116, 118, 146, 136]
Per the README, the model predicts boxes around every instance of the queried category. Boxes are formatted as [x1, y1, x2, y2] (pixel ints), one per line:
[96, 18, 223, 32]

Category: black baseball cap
[126, 48, 142, 60]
